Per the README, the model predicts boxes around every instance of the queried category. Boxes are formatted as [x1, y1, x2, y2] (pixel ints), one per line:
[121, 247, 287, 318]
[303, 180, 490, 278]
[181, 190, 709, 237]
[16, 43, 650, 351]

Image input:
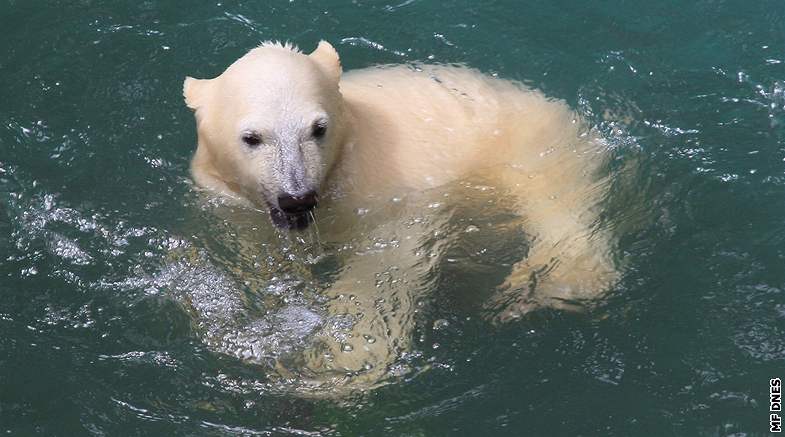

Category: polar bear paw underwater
[182, 40, 619, 393]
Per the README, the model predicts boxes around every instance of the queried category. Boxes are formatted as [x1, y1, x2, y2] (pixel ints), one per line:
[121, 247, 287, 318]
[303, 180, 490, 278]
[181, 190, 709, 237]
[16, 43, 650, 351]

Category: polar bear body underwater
[183, 41, 617, 392]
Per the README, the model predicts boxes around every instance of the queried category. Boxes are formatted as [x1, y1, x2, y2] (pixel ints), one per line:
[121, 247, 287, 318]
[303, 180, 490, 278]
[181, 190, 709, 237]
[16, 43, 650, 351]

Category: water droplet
[341, 343, 354, 352]
[433, 319, 450, 330]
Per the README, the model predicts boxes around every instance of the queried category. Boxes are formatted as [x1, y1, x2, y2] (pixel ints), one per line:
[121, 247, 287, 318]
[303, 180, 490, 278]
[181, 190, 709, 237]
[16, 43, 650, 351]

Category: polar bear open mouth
[268, 207, 314, 230]
[266, 191, 319, 230]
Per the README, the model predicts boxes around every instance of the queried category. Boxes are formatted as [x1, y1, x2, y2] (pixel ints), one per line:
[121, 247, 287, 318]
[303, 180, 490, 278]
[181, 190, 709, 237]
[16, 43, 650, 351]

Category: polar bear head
[184, 41, 345, 229]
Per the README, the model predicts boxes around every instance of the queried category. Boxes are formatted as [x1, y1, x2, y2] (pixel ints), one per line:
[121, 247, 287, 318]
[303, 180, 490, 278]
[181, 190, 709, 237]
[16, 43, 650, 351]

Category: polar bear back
[336, 65, 587, 198]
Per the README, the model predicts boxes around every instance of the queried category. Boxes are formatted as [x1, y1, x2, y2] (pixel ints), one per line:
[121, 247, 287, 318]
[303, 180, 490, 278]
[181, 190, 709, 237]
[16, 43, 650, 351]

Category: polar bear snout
[277, 191, 318, 215]
[265, 191, 318, 230]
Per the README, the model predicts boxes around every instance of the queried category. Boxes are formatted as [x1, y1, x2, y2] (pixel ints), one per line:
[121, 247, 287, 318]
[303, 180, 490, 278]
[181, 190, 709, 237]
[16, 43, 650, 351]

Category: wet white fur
[184, 41, 617, 392]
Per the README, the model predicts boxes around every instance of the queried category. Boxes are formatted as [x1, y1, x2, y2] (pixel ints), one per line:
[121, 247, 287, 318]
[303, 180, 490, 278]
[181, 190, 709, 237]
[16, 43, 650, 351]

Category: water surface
[1, 0, 784, 435]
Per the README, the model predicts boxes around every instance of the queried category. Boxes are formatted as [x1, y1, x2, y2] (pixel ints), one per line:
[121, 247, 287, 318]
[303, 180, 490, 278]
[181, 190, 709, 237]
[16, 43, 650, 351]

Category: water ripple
[340, 37, 407, 57]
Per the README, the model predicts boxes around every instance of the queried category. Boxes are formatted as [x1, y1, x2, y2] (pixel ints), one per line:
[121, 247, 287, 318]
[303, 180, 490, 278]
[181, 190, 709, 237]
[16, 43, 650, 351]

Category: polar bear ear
[309, 40, 342, 83]
[183, 76, 212, 110]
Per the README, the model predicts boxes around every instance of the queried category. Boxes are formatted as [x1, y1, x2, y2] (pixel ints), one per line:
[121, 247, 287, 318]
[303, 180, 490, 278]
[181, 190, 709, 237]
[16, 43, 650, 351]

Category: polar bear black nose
[277, 191, 318, 214]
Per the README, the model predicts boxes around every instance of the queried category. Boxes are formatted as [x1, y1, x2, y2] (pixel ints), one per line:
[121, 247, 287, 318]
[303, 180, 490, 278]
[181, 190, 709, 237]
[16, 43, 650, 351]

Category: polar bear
[183, 41, 617, 392]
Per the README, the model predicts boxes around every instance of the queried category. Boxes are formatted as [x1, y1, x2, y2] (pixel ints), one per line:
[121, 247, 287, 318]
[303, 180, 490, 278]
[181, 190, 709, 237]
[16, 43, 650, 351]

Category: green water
[2, 0, 784, 435]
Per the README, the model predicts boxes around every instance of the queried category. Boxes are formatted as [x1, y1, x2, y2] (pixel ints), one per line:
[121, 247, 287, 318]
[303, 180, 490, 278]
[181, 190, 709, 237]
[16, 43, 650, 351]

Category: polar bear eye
[241, 132, 263, 147]
[312, 121, 327, 139]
